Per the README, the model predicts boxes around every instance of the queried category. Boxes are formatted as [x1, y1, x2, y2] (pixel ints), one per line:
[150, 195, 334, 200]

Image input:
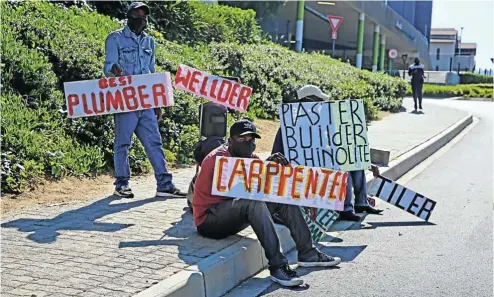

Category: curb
[134, 113, 473, 297]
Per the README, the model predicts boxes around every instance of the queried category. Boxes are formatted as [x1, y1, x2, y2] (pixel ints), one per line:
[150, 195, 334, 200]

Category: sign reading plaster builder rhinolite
[368, 175, 437, 221]
[211, 157, 348, 211]
[279, 100, 371, 172]
[174, 64, 252, 112]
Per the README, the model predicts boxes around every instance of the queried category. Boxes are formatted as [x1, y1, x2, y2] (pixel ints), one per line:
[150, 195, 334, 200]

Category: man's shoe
[298, 251, 341, 267]
[355, 205, 383, 214]
[338, 211, 360, 221]
[270, 264, 304, 287]
[156, 186, 187, 197]
[113, 185, 134, 198]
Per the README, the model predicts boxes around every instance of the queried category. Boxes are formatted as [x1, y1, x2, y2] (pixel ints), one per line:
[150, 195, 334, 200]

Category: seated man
[193, 119, 341, 287]
[271, 85, 383, 222]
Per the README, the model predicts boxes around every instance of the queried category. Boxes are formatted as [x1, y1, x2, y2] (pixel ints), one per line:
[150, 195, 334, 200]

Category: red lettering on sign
[127, 75, 132, 85]
[248, 160, 264, 193]
[318, 168, 334, 197]
[118, 76, 128, 87]
[328, 171, 342, 200]
[217, 80, 232, 103]
[337, 172, 348, 201]
[123, 86, 138, 111]
[174, 65, 191, 88]
[237, 87, 252, 111]
[228, 83, 240, 106]
[188, 71, 201, 93]
[98, 78, 108, 89]
[228, 159, 250, 192]
[106, 90, 124, 111]
[137, 85, 151, 109]
[216, 157, 229, 192]
[291, 166, 305, 199]
[264, 163, 280, 194]
[199, 76, 209, 97]
[91, 92, 106, 114]
[304, 168, 320, 198]
[67, 94, 79, 117]
[210, 79, 218, 99]
[108, 77, 117, 88]
[277, 165, 294, 197]
[81, 94, 93, 115]
[152, 84, 167, 106]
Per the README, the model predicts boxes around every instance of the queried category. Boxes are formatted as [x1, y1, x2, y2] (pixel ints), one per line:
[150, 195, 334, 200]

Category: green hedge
[1, 1, 406, 194]
[407, 84, 493, 99]
[459, 73, 493, 84]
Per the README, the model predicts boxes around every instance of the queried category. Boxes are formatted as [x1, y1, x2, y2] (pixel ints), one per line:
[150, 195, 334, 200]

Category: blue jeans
[113, 109, 173, 191]
[344, 170, 370, 212]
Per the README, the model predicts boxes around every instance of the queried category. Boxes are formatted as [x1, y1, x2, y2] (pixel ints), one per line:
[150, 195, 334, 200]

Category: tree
[218, 0, 285, 21]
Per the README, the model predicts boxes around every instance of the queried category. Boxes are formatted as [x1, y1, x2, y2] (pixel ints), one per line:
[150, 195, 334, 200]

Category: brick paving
[1, 98, 467, 296]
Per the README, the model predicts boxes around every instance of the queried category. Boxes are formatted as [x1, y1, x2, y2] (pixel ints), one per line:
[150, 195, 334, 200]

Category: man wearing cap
[104, 2, 185, 198]
[271, 85, 383, 222]
[408, 57, 426, 112]
[193, 119, 341, 287]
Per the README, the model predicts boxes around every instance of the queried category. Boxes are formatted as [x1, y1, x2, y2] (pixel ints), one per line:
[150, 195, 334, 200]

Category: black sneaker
[298, 251, 341, 267]
[156, 186, 187, 197]
[113, 185, 134, 198]
[270, 264, 303, 287]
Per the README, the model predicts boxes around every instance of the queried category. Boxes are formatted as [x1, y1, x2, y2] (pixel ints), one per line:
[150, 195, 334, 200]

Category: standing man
[194, 119, 341, 287]
[104, 2, 185, 198]
[408, 57, 426, 112]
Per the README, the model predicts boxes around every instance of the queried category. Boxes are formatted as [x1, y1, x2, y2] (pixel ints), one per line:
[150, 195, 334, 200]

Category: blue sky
[431, 0, 494, 71]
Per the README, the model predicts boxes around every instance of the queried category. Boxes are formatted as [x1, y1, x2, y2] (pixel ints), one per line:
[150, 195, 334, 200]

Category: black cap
[230, 120, 261, 139]
[127, 2, 150, 16]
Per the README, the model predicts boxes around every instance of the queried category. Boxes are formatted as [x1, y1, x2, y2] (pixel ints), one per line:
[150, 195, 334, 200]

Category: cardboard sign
[174, 64, 252, 112]
[211, 156, 347, 211]
[279, 100, 371, 171]
[301, 207, 339, 242]
[64, 73, 174, 118]
[368, 175, 436, 221]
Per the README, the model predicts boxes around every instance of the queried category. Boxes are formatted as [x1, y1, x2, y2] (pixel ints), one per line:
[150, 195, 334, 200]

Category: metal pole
[332, 38, 335, 57]
[449, 57, 453, 72]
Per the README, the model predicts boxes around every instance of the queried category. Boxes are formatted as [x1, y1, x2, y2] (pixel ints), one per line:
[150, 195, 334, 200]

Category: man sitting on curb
[271, 85, 383, 222]
[193, 119, 341, 287]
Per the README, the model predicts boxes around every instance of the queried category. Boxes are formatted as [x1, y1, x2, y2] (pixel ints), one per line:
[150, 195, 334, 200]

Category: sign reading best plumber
[280, 100, 370, 171]
[174, 64, 252, 112]
[211, 157, 347, 211]
[64, 73, 174, 118]
[368, 175, 437, 221]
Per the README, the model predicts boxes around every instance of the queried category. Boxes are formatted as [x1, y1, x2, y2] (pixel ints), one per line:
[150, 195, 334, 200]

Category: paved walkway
[1, 98, 468, 297]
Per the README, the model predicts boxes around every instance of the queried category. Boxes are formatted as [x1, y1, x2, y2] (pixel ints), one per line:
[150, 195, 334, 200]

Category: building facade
[428, 28, 477, 71]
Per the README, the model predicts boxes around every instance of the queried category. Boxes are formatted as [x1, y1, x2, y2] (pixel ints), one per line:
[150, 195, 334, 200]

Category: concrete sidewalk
[1, 98, 470, 297]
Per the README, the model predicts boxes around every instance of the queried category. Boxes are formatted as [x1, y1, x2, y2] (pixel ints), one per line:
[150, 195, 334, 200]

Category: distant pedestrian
[408, 58, 426, 112]
[104, 2, 185, 198]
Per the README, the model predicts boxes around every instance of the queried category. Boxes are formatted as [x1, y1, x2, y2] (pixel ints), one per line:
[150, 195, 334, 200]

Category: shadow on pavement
[1, 195, 171, 243]
[363, 221, 436, 229]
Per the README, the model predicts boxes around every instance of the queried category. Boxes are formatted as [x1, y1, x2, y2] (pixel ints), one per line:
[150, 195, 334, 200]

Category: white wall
[429, 42, 456, 71]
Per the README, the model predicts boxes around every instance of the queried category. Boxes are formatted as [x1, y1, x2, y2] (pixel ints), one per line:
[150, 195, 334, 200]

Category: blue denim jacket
[103, 26, 155, 77]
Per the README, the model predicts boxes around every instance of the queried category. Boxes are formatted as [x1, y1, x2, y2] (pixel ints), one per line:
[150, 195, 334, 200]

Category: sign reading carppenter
[211, 157, 347, 211]
[64, 73, 174, 118]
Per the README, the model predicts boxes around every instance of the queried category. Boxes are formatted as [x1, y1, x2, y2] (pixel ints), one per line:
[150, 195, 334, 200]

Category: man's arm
[149, 37, 156, 74]
[104, 34, 120, 77]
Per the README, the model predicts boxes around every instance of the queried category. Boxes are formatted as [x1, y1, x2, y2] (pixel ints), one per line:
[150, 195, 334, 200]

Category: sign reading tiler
[279, 100, 370, 171]
[368, 175, 436, 221]
[174, 64, 252, 112]
[64, 73, 174, 118]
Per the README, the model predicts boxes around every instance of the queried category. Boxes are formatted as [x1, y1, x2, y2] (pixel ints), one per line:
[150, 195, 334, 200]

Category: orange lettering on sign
[248, 160, 264, 193]
[304, 168, 320, 198]
[216, 157, 229, 192]
[264, 163, 280, 194]
[123, 86, 138, 110]
[318, 168, 334, 197]
[277, 165, 294, 197]
[291, 166, 305, 199]
[228, 159, 250, 192]
[152, 83, 167, 106]
[106, 90, 124, 111]
[174, 65, 191, 88]
[137, 85, 151, 109]
[328, 171, 342, 200]
[337, 172, 348, 201]
[67, 94, 79, 117]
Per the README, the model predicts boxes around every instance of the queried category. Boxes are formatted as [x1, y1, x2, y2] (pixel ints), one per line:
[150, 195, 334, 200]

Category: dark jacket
[408, 64, 425, 84]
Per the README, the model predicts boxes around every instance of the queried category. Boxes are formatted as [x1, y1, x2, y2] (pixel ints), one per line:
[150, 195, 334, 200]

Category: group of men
[104, 2, 386, 287]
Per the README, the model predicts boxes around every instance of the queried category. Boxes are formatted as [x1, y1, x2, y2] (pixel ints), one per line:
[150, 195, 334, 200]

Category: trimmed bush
[407, 84, 493, 99]
[459, 72, 494, 84]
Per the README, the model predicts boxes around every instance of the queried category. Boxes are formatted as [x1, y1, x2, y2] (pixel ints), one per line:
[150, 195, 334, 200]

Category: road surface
[259, 99, 493, 297]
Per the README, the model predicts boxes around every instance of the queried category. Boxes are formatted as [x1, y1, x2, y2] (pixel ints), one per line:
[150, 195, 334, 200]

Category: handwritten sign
[301, 208, 339, 242]
[368, 175, 436, 221]
[174, 64, 252, 112]
[211, 156, 347, 211]
[64, 73, 174, 118]
[279, 100, 370, 171]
